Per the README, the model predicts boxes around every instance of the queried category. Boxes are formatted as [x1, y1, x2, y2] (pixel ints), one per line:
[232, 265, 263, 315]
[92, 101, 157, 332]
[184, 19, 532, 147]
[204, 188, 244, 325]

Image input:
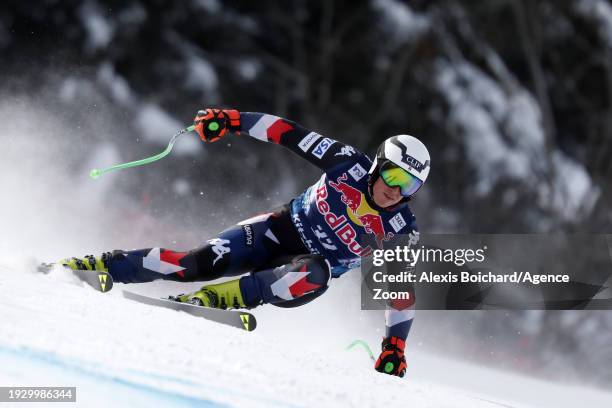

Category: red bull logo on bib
[315, 173, 393, 254]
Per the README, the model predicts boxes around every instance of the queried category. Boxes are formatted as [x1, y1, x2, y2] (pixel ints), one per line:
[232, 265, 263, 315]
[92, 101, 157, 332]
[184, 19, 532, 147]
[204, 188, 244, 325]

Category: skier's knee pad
[291, 254, 331, 288]
[240, 254, 331, 308]
[269, 254, 331, 308]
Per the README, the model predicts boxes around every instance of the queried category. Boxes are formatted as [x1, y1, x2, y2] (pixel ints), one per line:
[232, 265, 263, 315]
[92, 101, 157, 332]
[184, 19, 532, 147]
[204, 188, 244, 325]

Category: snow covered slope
[1, 261, 611, 408]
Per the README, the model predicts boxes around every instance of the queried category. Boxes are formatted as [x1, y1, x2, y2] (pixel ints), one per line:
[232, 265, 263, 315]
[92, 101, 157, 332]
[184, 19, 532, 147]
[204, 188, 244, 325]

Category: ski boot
[39, 252, 114, 292]
[170, 279, 246, 309]
[57, 252, 112, 273]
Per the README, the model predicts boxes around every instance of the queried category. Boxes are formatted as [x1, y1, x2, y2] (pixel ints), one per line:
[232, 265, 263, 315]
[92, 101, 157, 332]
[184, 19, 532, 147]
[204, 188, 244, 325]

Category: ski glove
[374, 336, 407, 377]
[194, 108, 241, 143]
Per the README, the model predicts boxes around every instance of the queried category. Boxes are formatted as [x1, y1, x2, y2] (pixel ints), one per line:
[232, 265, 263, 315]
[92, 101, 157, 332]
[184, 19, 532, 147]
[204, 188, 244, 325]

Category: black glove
[194, 108, 241, 142]
[374, 336, 407, 377]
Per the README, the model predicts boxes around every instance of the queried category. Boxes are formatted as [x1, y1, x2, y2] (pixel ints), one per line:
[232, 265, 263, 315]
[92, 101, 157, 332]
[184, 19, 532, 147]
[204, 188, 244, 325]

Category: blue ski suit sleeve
[239, 112, 364, 173]
[381, 231, 419, 341]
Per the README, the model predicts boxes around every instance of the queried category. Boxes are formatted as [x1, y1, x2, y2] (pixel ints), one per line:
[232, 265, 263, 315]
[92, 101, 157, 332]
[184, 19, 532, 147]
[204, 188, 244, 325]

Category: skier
[56, 108, 430, 377]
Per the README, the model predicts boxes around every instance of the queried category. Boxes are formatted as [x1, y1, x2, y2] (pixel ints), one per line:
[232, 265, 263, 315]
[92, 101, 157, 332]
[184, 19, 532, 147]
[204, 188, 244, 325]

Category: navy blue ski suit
[107, 112, 417, 341]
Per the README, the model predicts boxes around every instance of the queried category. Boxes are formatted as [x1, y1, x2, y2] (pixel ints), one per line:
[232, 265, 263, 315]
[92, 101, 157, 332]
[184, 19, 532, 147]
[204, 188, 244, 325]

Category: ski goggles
[379, 162, 423, 197]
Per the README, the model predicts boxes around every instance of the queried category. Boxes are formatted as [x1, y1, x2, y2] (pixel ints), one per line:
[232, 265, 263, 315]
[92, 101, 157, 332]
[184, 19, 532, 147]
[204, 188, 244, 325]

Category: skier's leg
[238, 254, 331, 307]
[178, 253, 331, 309]
[98, 204, 307, 283]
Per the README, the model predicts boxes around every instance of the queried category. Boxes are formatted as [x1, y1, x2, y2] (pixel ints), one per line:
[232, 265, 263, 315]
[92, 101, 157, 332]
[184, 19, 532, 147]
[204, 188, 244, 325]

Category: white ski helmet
[368, 134, 431, 198]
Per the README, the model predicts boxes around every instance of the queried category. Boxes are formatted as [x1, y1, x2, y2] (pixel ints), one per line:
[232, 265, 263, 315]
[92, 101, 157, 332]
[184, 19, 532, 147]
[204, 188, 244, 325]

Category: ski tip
[37, 263, 113, 293]
[239, 313, 257, 331]
[69, 269, 113, 293]
[97, 272, 113, 292]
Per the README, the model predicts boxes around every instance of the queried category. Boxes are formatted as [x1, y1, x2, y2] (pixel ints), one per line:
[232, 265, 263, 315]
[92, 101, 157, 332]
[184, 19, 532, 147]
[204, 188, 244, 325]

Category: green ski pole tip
[384, 362, 394, 373]
[208, 121, 220, 131]
[88, 125, 193, 179]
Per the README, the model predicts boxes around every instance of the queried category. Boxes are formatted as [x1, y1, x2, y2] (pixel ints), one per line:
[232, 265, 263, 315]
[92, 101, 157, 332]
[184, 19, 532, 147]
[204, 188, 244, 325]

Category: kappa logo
[312, 138, 335, 159]
[298, 132, 322, 152]
[389, 213, 407, 233]
[208, 238, 231, 265]
[335, 146, 356, 157]
[348, 163, 367, 181]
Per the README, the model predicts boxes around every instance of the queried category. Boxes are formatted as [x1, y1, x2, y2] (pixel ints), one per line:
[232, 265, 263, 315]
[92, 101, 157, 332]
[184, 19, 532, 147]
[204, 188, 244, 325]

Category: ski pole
[89, 124, 196, 179]
[346, 339, 375, 361]
[346, 340, 399, 374]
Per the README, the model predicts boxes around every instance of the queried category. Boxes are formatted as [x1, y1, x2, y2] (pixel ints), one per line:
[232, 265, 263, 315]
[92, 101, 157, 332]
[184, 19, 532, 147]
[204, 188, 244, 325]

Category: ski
[122, 290, 257, 331]
[38, 263, 113, 293]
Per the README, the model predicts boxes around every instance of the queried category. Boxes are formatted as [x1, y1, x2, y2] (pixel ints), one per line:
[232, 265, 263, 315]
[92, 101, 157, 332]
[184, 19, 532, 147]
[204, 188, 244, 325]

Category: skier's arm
[240, 111, 365, 172]
[193, 108, 364, 172]
[374, 230, 418, 378]
[374, 283, 414, 378]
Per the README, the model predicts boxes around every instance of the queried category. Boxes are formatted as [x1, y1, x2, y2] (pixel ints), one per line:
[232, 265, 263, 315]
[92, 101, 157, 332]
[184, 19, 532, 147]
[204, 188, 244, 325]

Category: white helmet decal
[382, 134, 430, 182]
